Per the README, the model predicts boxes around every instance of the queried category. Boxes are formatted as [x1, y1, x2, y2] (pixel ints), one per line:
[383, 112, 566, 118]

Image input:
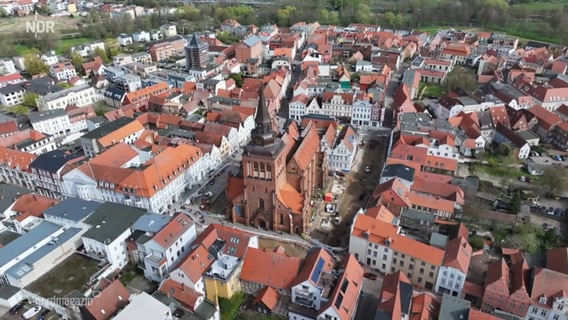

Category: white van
[22, 306, 42, 319]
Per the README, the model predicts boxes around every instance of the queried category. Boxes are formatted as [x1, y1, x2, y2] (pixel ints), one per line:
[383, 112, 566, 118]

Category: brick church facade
[225, 88, 327, 234]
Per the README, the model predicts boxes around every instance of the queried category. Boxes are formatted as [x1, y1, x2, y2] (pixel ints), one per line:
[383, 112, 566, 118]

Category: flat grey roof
[0, 221, 62, 268]
[83, 202, 147, 243]
[0, 284, 20, 299]
[42, 198, 102, 222]
[6, 226, 82, 279]
[517, 130, 539, 141]
[439, 294, 470, 319]
[29, 109, 67, 124]
[131, 213, 171, 233]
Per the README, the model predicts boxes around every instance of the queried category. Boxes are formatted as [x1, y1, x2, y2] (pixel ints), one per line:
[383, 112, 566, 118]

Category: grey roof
[6, 226, 82, 279]
[0, 285, 20, 299]
[438, 294, 470, 320]
[243, 35, 262, 47]
[401, 208, 436, 223]
[0, 83, 25, 95]
[29, 149, 82, 174]
[0, 221, 62, 268]
[0, 184, 33, 212]
[42, 198, 102, 222]
[131, 212, 171, 233]
[89, 116, 108, 125]
[28, 109, 67, 124]
[103, 86, 126, 101]
[81, 117, 134, 140]
[0, 230, 20, 248]
[23, 77, 61, 96]
[382, 164, 415, 183]
[516, 130, 539, 141]
[0, 113, 15, 123]
[83, 202, 147, 243]
[41, 84, 92, 102]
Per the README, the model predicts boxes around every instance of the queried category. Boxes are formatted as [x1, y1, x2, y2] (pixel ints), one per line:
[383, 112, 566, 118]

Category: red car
[363, 272, 378, 280]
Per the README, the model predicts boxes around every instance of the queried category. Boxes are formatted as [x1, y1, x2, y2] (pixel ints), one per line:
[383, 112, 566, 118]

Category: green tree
[94, 47, 110, 63]
[229, 74, 243, 87]
[444, 66, 478, 93]
[23, 54, 49, 75]
[23, 93, 39, 108]
[104, 38, 121, 58]
[70, 51, 84, 74]
[350, 72, 360, 83]
[537, 166, 568, 197]
[58, 82, 73, 89]
[468, 236, 485, 250]
[384, 12, 396, 27]
[509, 190, 521, 215]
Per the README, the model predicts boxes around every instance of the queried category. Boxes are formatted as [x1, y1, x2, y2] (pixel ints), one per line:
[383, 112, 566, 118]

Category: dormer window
[540, 296, 547, 305]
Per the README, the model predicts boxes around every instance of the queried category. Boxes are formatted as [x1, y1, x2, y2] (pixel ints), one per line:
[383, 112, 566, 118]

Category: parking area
[184, 162, 240, 215]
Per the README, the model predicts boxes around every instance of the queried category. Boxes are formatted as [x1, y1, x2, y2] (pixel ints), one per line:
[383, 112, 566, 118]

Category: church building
[225, 87, 327, 234]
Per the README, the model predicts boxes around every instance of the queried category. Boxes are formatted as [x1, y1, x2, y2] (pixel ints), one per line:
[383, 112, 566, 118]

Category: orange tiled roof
[320, 254, 363, 320]
[153, 213, 194, 248]
[443, 237, 472, 273]
[407, 191, 456, 213]
[97, 119, 144, 148]
[84, 280, 130, 320]
[252, 286, 279, 311]
[351, 214, 399, 244]
[277, 183, 304, 214]
[178, 245, 215, 283]
[0, 121, 18, 135]
[411, 293, 440, 320]
[11, 194, 59, 222]
[0, 146, 37, 170]
[390, 233, 444, 266]
[0, 129, 47, 149]
[240, 247, 302, 290]
[158, 278, 202, 311]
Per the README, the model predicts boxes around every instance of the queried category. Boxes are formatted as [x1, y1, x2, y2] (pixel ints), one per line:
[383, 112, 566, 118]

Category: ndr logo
[25, 13, 55, 38]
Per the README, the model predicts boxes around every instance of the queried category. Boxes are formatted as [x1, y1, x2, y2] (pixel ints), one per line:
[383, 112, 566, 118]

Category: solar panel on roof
[311, 257, 325, 283]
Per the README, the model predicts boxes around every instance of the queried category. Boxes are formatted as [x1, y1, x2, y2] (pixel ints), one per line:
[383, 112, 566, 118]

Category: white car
[22, 306, 42, 320]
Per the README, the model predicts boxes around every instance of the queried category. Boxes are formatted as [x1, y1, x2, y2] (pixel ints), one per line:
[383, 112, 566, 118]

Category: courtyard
[26, 254, 101, 298]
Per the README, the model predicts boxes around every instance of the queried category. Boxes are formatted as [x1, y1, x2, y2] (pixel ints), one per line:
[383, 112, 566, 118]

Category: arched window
[253, 162, 259, 178]
[260, 163, 265, 179]
[259, 199, 264, 211]
[266, 164, 272, 180]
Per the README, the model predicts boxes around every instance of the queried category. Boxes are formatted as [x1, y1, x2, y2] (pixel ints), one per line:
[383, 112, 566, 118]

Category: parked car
[9, 301, 25, 314]
[364, 272, 378, 280]
[22, 306, 42, 320]
[37, 309, 50, 320]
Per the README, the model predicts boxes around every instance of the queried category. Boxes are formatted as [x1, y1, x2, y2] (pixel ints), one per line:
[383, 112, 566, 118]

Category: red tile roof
[84, 280, 130, 320]
[252, 286, 279, 311]
[546, 247, 568, 274]
[443, 237, 472, 273]
[240, 247, 302, 291]
[159, 278, 202, 311]
[152, 213, 194, 248]
[178, 245, 215, 283]
[10, 194, 59, 222]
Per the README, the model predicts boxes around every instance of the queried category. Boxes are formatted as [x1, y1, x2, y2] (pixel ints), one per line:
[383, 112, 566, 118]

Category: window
[540, 310, 547, 316]
[418, 277, 422, 283]
[553, 314, 560, 320]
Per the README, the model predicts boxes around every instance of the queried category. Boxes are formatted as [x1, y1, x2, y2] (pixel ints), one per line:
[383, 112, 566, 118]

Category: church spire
[251, 85, 276, 146]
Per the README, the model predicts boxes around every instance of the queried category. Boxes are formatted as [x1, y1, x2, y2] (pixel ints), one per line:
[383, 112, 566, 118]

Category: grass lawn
[417, 26, 477, 34]
[513, 0, 568, 10]
[14, 36, 96, 56]
[418, 82, 447, 99]
[258, 238, 307, 258]
[26, 254, 101, 298]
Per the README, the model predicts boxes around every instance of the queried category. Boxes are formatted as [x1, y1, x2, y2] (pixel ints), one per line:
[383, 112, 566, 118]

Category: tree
[509, 190, 521, 215]
[468, 236, 485, 250]
[444, 66, 478, 93]
[23, 93, 39, 108]
[58, 82, 73, 89]
[94, 47, 110, 63]
[350, 72, 360, 83]
[228, 74, 243, 87]
[70, 51, 84, 74]
[537, 166, 568, 197]
[104, 38, 121, 58]
[23, 54, 49, 75]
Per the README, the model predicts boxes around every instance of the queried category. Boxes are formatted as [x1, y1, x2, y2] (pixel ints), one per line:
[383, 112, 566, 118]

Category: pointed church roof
[188, 34, 202, 47]
[255, 85, 271, 126]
